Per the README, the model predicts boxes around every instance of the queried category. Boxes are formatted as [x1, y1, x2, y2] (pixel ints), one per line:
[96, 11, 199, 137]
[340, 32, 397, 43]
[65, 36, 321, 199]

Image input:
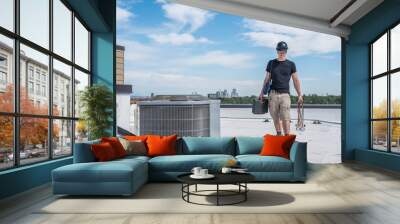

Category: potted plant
[79, 84, 113, 140]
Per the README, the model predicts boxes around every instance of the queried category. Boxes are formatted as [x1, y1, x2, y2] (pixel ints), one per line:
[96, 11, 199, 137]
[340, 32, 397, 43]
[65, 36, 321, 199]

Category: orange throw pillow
[146, 135, 177, 157]
[101, 137, 127, 158]
[91, 142, 117, 162]
[260, 134, 296, 159]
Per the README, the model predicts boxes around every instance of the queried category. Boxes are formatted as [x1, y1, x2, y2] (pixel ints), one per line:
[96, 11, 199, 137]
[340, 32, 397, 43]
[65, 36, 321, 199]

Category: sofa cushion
[115, 155, 150, 164]
[236, 155, 293, 172]
[236, 137, 263, 155]
[181, 137, 235, 155]
[149, 154, 235, 172]
[53, 158, 147, 183]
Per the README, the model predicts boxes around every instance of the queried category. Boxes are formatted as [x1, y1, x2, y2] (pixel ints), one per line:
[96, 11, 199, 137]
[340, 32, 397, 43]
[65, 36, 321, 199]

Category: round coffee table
[177, 173, 255, 206]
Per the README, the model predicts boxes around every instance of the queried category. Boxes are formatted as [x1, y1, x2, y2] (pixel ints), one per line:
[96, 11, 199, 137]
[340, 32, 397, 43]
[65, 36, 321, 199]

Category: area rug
[37, 183, 362, 214]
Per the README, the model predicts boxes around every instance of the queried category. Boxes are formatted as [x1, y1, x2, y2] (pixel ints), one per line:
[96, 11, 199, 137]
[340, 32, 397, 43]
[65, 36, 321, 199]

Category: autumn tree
[0, 85, 14, 151]
[0, 84, 60, 152]
[372, 99, 400, 144]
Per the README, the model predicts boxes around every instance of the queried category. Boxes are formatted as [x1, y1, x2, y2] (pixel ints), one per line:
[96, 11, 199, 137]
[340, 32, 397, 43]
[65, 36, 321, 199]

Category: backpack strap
[265, 60, 274, 95]
[262, 60, 276, 95]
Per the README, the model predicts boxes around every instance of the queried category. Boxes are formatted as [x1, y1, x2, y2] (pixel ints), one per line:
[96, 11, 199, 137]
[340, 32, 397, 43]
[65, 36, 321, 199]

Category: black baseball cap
[276, 41, 288, 51]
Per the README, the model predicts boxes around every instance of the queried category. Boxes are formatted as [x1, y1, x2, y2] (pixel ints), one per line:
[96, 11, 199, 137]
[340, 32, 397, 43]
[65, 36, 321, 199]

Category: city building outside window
[41, 73, 46, 83]
[42, 85, 46, 97]
[0, 71, 6, 85]
[36, 83, 40, 95]
[0, 55, 7, 89]
[0, 55, 7, 67]
[35, 70, 40, 81]
[28, 81, 34, 94]
[28, 67, 34, 80]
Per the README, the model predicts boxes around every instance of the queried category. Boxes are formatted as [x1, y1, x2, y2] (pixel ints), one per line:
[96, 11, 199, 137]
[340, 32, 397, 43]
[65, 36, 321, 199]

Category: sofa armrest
[73, 140, 100, 163]
[289, 141, 307, 181]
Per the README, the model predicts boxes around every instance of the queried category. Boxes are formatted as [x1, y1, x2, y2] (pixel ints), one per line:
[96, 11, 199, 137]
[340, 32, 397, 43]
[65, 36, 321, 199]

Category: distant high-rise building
[223, 89, 229, 98]
[231, 88, 239, 97]
[208, 88, 239, 99]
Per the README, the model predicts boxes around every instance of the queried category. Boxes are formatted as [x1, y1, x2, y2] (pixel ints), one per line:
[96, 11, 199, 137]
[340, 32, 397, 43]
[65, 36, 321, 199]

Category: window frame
[370, 21, 400, 154]
[0, 0, 92, 171]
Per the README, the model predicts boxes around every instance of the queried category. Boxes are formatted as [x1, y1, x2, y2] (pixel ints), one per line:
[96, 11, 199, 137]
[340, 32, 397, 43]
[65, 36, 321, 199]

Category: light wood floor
[1, 162, 400, 224]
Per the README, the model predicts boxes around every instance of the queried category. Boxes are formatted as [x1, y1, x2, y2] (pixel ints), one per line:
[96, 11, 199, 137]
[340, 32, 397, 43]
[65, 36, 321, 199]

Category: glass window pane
[20, 44, 49, 115]
[0, 0, 14, 31]
[0, 35, 14, 112]
[20, 117, 49, 165]
[372, 121, 388, 151]
[74, 18, 89, 70]
[74, 69, 89, 118]
[20, 0, 49, 49]
[53, 0, 72, 60]
[391, 24, 400, 70]
[372, 76, 387, 119]
[391, 72, 400, 118]
[391, 120, 400, 153]
[0, 116, 14, 170]
[53, 59, 72, 117]
[53, 119, 72, 157]
[372, 33, 387, 76]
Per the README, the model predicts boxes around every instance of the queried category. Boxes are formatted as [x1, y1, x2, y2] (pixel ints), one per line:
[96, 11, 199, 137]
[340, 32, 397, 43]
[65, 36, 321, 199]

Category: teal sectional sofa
[52, 137, 307, 196]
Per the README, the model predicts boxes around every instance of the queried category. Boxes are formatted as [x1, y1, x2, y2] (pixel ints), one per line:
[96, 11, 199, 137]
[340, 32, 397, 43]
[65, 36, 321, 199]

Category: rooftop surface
[220, 108, 341, 164]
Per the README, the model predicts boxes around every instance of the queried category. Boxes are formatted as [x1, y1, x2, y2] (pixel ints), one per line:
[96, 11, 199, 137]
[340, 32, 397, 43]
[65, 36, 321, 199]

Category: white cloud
[242, 19, 340, 56]
[149, 33, 211, 45]
[117, 39, 156, 62]
[158, 2, 215, 33]
[148, 1, 214, 46]
[182, 50, 255, 69]
[117, 6, 134, 23]
[118, 38, 254, 69]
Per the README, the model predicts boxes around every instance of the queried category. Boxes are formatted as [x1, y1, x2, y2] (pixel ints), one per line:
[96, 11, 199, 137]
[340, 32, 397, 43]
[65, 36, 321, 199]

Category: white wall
[130, 104, 138, 134]
[116, 93, 131, 131]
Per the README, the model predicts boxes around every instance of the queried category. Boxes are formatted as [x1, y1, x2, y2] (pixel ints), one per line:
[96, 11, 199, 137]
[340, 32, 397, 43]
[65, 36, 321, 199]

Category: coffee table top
[177, 172, 255, 185]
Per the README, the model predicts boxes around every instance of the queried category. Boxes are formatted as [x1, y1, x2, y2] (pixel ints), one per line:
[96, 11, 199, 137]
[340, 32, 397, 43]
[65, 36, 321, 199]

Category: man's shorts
[268, 90, 291, 121]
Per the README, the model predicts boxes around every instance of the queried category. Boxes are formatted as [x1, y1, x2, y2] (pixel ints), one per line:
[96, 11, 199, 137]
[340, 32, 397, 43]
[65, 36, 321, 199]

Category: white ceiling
[174, 0, 384, 37]
[228, 0, 352, 22]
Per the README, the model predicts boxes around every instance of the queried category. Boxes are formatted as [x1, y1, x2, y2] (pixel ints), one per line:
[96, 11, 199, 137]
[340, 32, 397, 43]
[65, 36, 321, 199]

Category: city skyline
[117, 0, 341, 97]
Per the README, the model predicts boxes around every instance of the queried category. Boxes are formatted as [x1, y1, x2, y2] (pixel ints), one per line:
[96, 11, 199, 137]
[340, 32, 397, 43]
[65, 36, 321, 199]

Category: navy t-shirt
[266, 59, 296, 94]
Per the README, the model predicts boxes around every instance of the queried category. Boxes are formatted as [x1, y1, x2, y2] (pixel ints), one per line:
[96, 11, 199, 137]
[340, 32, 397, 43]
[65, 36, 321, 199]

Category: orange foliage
[0, 84, 60, 149]
[373, 99, 400, 141]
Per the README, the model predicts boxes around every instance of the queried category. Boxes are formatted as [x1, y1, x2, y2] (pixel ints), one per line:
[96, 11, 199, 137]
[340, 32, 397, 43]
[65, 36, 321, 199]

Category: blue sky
[117, 0, 341, 96]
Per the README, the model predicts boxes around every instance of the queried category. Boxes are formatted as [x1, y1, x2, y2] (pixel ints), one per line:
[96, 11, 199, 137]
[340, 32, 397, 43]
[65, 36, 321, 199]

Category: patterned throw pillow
[119, 137, 147, 156]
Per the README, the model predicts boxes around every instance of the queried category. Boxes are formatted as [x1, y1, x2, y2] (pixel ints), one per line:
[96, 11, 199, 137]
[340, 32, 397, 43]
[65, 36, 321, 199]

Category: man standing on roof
[259, 41, 303, 136]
